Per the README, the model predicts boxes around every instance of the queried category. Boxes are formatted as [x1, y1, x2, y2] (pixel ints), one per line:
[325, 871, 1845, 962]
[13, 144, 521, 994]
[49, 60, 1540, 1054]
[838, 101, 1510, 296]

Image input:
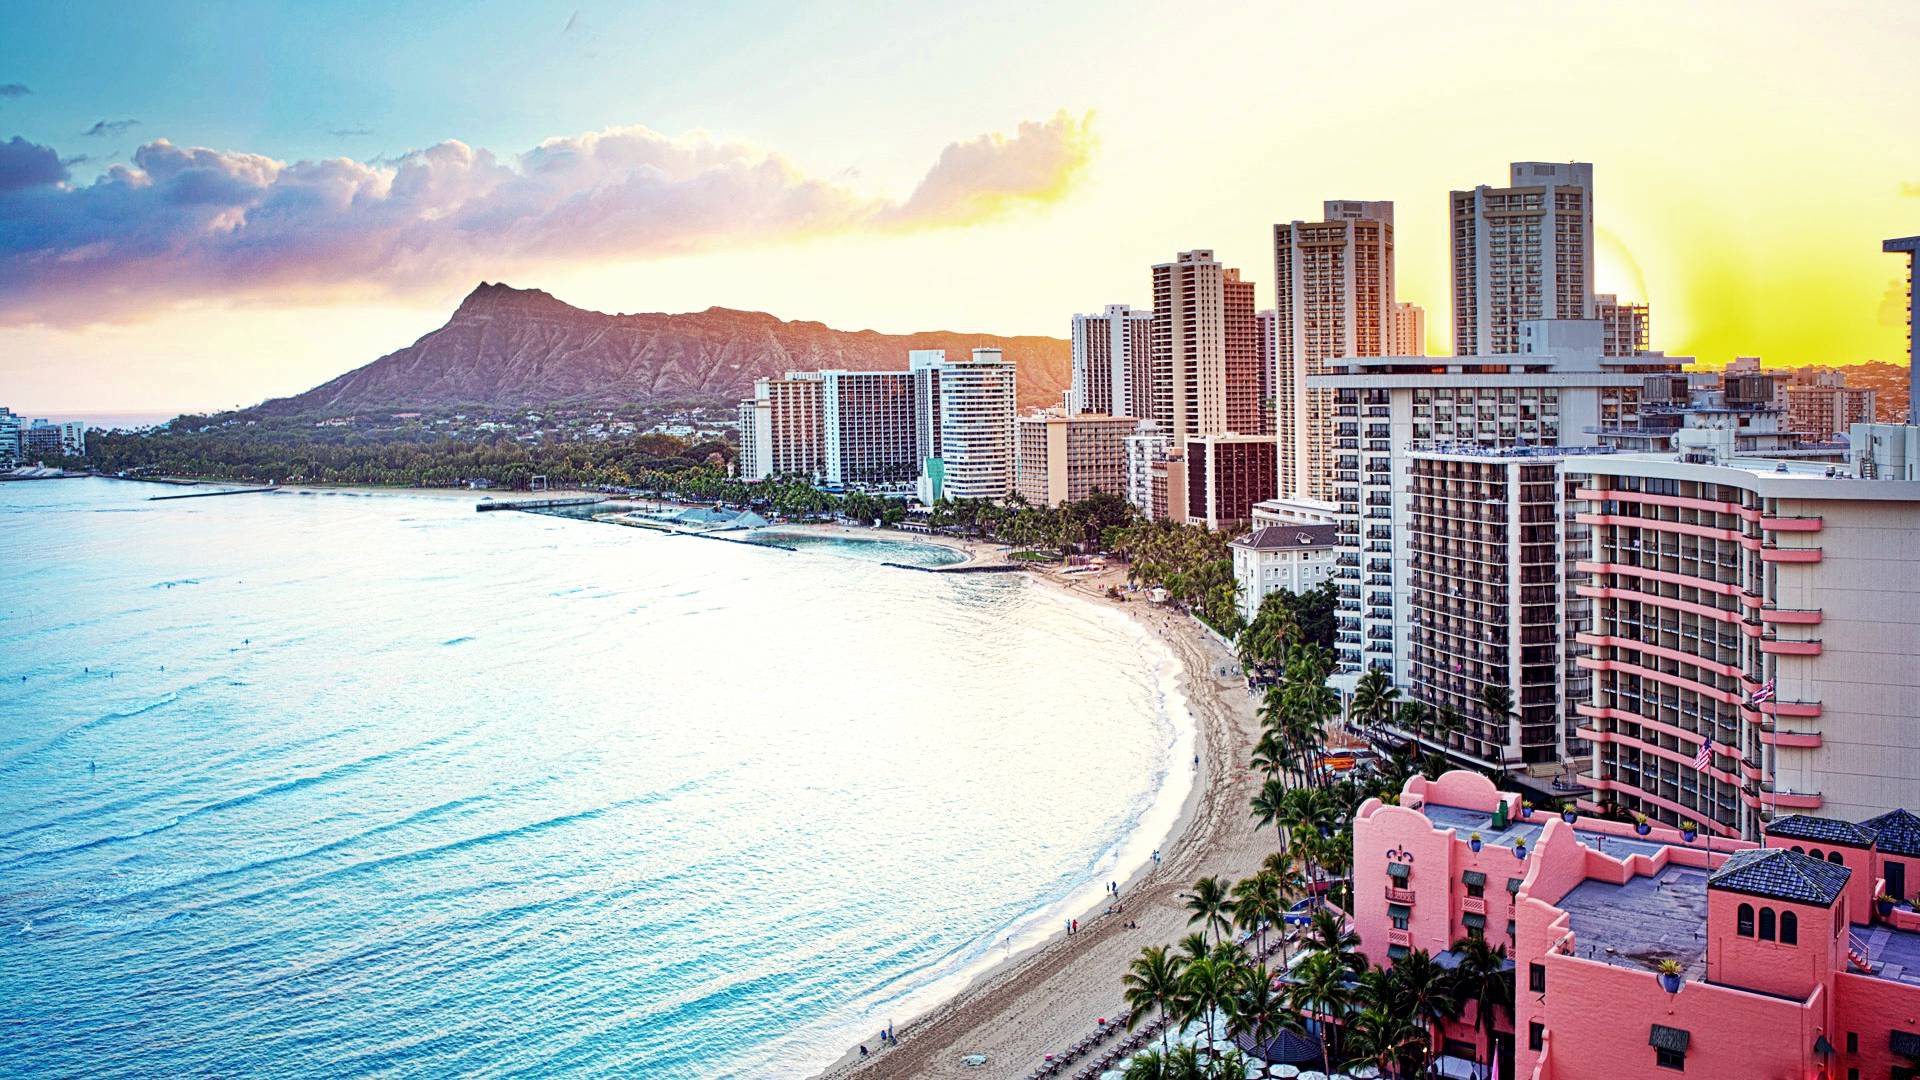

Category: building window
[1759, 908, 1776, 942]
[1466, 881, 1485, 899]
[1780, 911, 1798, 945]
[1656, 1047, 1685, 1071]
[1530, 962, 1546, 993]
[1827, 852, 1843, 865]
[1530, 1022, 1544, 1051]
[1736, 903, 1754, 936]
[1847, 1032, 1857, 1054]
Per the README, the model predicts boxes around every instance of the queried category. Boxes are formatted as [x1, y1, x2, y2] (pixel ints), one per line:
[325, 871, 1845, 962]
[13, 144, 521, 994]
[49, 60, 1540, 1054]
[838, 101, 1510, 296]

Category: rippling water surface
[0, 480, 1189, 1078]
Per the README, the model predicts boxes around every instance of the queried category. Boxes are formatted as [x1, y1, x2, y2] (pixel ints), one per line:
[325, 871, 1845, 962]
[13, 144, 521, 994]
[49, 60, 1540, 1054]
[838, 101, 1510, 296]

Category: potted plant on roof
[1878, 892, 1898, 919]
[1679, 819, 1697, 843]
[1634, 813, 1652, 837]
[1520, 799, 1534, 820]
[1562, 807, 1578, 825]
[1656, 958, 1684, 994]
[1513, 837, 1528, 859]
[1469, 831, 1483, 853]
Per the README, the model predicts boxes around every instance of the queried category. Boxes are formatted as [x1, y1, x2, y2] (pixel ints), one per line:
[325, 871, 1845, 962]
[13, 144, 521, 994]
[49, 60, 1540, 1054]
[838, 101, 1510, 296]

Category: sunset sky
[2, 0, 1917, 416]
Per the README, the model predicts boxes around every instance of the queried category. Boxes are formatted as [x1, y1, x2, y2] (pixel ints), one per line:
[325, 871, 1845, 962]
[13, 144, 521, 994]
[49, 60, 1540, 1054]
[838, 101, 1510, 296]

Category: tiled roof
[1708, 848, 1851, 906]
[1766, 814, 1878, 848]
[1649, 1025, 1690, 1053]
[1862, 809, 1920, 858]
[1232, 524, 1338, 551]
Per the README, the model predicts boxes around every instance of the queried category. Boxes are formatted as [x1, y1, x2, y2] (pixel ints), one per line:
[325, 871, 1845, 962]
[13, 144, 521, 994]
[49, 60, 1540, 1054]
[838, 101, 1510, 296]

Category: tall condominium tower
[1256, 309, 1278, 434]
[1273, 201, 1396, 502]
[1069, 304, 1153, 418]
[935, 348, 1018, 501]
[1886, 235, 1918, 418]
[1595, 293, 1649, 356]
[1015, 412, 1138, 507]
[1451, 162, 1595, 355]
[820, 369, 918, 489]
[738, 372, 825, 481]
[1150, 250, 1256, 444]
[1222, 269, 1262, 436]
[1392, 301, 1425, 358]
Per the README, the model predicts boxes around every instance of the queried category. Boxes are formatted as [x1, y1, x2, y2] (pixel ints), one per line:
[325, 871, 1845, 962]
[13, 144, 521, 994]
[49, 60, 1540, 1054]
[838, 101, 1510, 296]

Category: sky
[1, 0, 1917, 416]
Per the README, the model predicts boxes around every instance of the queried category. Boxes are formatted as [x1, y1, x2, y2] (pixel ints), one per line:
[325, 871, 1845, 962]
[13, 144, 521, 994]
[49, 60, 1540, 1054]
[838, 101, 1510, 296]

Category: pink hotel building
[1352, 770, 1920, 1080]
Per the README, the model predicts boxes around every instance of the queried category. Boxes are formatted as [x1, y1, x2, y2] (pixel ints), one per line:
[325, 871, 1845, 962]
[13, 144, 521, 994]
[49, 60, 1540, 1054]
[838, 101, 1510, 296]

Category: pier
[147, 485, 280, 501]
[473, 496, 605, 512]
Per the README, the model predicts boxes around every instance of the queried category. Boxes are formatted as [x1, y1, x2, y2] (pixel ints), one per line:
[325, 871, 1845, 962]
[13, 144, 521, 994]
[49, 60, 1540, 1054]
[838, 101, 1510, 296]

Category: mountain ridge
[257, 283, 1072, 415]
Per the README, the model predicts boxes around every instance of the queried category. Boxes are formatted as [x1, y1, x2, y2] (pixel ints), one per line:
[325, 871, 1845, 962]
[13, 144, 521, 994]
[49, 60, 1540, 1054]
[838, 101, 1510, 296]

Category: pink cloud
[0, 111, 1094, 325]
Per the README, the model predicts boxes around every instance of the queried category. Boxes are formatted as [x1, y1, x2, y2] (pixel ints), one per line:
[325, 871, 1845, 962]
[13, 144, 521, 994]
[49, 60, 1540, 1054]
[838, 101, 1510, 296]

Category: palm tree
[1184, 876, 1236, 947]
[1224, 962, 1286, 1062]
[1386, 947, 1458, 1068]
[1249, 730, 1294, 783]
[1287, 949, 1354, 1075]
[1396, 700, 1431, 747]
[1231, 872, 1284, 956]
[1249, 777, 1292, 851]
[1300, 908, 1364, 974]
[1124, 945, 1186, 1055]
[1342, 1004, 1429, 1079]
[1350, 667, 1399, 735]
[1436, 702, 1465, 751]
[1176, 931, 1214, 967]
[1179, 952, 1235, 1061]
[1449, 936, 1513, 1080]
[1477, 684, 1514, 763]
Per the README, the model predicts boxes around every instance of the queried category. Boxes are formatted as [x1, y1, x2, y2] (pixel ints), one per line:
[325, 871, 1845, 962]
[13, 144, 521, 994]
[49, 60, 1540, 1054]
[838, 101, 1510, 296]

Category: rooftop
[1861, 809, 1920, 858]
[1232, 524, 1338, 551]
[1419, 803, 1672, 861]
[1558, 866, 1713, 980]
[1765, 814, 1878, 849]
[1861, 924, 1920, 987]
[1708, 848, 1851, 906]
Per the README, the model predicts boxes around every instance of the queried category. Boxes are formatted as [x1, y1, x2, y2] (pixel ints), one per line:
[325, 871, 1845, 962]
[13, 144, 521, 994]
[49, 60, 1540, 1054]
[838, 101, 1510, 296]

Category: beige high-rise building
[1783, 371, 1876, 441]
[1272, 200, 1396, 502]
[1150, 249, 1259, 444]
[1015, 412, 1137, 507]
[1595, 292, 1650, 356]
[935, 347, 1018, 501]
[738, 372, 825, 481]
[1392, 301, 1425, 358]
[1069, 304, 1152, 419]
[1451, 162, 1595, 355]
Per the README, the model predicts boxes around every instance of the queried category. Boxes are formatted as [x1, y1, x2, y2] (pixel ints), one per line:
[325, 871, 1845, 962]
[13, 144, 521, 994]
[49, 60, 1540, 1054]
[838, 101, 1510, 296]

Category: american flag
[1693, 737, 1714, 771]
[1750, 679, 1776, 704]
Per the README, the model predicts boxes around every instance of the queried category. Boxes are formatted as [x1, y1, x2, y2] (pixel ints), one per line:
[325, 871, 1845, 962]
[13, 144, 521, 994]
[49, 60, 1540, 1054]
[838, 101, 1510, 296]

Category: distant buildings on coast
[0, 408, 86, 469]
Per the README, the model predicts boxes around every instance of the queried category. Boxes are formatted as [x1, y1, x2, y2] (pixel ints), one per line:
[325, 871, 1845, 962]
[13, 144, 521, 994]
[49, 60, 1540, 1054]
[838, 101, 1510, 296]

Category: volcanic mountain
[259, 283, 1072, 414]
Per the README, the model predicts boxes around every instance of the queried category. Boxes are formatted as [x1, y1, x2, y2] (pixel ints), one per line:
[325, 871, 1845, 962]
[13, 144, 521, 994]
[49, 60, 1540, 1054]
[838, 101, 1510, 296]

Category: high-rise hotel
[1272, 201, 1396, 501]
[1451, 162, 1595, 355]
[1069, 305, 1153, 420]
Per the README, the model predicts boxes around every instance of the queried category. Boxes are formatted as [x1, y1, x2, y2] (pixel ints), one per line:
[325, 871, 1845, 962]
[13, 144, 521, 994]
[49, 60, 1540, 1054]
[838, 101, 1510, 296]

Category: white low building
[1230, 522, 1338, 624]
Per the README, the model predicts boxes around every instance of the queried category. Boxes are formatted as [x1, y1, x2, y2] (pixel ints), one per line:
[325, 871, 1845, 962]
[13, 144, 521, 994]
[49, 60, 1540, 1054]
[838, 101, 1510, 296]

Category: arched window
[1810, 848, 1824, 861]
[1827, 852, 1844, 865]
[1791, 845, 1805, 854]
[1759, 908, 1777, 941]
[1737, 903, 1755, 936]
[1780, 911, 1798, 945]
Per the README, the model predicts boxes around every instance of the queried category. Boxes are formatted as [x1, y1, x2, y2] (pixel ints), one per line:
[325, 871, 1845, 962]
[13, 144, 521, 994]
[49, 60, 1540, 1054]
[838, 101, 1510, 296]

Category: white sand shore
[811, 552, 1269, 1080]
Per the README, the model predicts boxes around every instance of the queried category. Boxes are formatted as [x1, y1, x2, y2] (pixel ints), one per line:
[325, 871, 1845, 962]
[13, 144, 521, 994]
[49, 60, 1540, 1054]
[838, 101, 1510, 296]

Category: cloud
[0, 110, 1095, 325]
[84, 119, 141, 137]
[328, 126, 374, 137]
[0, 136, 67, 192]
[0, 83, 28, 98]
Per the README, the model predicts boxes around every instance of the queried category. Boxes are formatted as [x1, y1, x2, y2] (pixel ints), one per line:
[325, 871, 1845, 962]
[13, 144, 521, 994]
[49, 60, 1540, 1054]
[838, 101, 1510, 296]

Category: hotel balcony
[1385, 885, 1416, 904]
[1387, 928, 1413, 948]
[1462, 896, 1487, 915]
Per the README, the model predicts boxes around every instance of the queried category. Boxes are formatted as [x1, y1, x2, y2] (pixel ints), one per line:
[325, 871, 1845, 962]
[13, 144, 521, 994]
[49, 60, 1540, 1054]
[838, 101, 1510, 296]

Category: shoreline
[808, 538, 1266, 1080]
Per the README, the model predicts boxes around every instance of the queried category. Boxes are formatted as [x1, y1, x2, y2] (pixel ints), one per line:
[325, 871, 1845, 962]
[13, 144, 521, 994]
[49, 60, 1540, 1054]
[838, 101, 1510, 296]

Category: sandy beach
[812, 550, 1271, 1080]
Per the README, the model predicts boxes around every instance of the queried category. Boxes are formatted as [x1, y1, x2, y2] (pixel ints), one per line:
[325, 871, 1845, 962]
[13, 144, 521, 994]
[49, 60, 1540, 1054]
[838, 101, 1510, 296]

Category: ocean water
[0, 479, 1191, 1078]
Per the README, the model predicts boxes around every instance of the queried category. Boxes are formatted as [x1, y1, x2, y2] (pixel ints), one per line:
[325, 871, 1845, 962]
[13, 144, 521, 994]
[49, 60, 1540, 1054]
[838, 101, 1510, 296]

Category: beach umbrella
[1349, 1068, 1381, 1079]
[1299, 1072, 1328, 1080]
[1273, 1068, 1301, 1079]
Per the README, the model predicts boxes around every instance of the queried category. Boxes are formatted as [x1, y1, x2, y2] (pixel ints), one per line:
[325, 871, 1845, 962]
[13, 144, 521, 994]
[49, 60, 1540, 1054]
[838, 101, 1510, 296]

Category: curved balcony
[1760, 515, 1823, 533]
[1741, 757, 1763, 781]
[1577, 632, 1741, 678]
[1574, 487, 1754, 519]
[1759, 788, 1823, 811]
[1759, 729, 1823, 748]
[1759, 607, 1822, 626]
[1586, 775, 1731, 829]
[1761, 546, 1823, 564]
[1576, 512, 1742, 544]
[1575, 584, 1740, 624]
[1577, 726, 1736, 784]
[1575, 561, 1745, 599]
[1760, 637, 1823, 656]
[1578, 656, 1739, 705]
[1576, 704, 1706, 747]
